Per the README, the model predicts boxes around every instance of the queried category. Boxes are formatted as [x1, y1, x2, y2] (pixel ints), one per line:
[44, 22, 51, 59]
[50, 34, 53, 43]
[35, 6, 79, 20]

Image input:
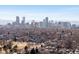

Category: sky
[0, 5, 79, 25]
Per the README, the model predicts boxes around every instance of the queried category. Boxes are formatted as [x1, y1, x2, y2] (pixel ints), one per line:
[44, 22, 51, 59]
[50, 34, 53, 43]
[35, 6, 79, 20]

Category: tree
[35, 47, 39, 53]
[30, 48, 36, 54]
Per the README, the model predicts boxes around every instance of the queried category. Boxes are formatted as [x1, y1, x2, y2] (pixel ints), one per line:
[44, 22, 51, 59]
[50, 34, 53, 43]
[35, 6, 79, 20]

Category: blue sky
[0, 5, 79, 25]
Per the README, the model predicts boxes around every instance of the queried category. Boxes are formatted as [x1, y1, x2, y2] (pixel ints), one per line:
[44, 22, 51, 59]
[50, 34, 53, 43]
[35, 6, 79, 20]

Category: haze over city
[0, 5, 79, 25]
[0, 5, 79, 54]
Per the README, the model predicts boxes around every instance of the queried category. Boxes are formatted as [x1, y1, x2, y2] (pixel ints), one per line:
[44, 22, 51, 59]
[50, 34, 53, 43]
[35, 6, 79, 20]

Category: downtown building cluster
[7, 16, 73, 29]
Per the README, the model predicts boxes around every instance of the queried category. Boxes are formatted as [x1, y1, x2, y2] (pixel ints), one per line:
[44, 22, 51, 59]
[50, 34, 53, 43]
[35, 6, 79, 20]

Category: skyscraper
[31, 20, 35, 27]
[16, 16, 20, 25]
[43, 17, 49, 28]
[21, 16, 25, 25]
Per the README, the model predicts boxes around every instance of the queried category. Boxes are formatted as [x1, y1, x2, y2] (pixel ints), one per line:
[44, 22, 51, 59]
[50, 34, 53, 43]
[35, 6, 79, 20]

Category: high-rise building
[31, 20, 35, 28]
[58, 22, 71, 29]
[39, 22, 44, 28]
[21, 16, 25, 25]
[72, 24, 76, 28]
[16, 16, 20, 25]
[43, 17, 49, 28]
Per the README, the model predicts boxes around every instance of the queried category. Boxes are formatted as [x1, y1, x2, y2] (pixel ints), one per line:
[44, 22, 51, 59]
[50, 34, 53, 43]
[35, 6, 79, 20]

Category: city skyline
[0, 5, 79, 25]
[7, 16, 72, 29]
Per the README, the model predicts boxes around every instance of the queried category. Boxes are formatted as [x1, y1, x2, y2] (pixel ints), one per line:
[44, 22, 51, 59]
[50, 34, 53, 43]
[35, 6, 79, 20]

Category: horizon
[0, 5, 79, 25]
